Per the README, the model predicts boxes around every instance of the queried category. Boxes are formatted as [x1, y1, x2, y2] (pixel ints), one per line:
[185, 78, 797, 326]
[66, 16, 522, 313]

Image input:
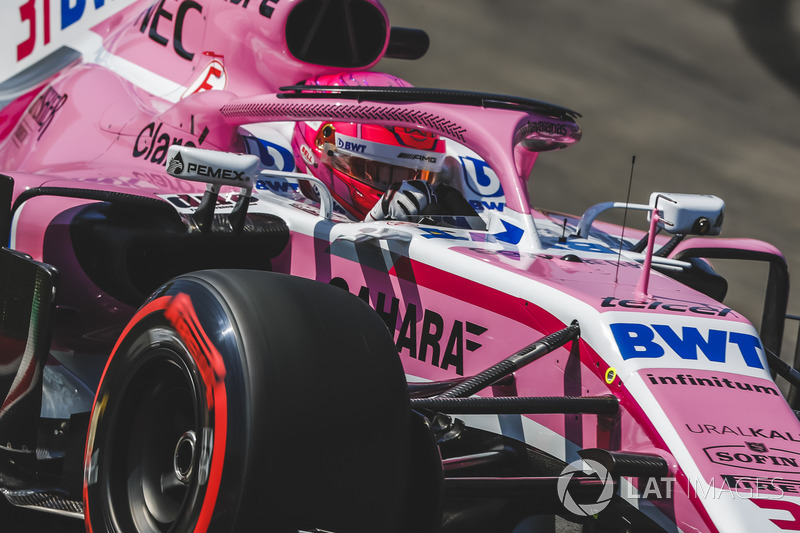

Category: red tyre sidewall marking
[84, 293, 229, 533]
[83, 296, 172, 532]
[164, 292, 228, 533]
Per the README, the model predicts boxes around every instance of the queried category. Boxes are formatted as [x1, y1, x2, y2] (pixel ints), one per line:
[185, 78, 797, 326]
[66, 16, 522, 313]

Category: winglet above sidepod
[166, 145, 260, 189]
[166, 145, 260, 233]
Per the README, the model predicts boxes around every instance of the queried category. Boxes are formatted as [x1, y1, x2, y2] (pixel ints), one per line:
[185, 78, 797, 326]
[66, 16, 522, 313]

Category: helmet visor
[325, 151, 437, 191]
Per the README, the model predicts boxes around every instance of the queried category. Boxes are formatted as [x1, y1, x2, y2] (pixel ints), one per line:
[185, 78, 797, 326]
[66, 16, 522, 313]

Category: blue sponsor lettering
[337, 139, 366, 153]
[653, 325, 727, 363]
[348, 142, 366, 153]
[256, 180, 299, 193]
[611, 323, 663, 358]
[62, 0, 108, 30]
[729, 332, 763, 368]
[242, 136, 295, 171]
[482, 201, 505, 211]
[610, 323, 764, 369]
[462, 156, 503, 198]
[469, 200, 506, 212]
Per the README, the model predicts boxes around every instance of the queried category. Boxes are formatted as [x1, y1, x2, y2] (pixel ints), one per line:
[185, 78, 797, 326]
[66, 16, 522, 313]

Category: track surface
[379, 0, 800, 357]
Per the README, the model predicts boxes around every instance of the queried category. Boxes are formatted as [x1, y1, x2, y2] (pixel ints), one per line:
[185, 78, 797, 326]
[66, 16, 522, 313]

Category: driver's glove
[365, 180, 436, 222]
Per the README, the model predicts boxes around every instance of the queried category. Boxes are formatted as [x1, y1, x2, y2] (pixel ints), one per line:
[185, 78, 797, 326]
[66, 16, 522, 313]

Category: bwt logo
[337, 139, 366, 153]
[610, 323, 764, 369]
[461, 156, 503, 198]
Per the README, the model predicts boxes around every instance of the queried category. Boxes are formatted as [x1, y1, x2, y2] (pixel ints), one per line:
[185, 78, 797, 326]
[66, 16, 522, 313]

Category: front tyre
[84, 270, 412, 532]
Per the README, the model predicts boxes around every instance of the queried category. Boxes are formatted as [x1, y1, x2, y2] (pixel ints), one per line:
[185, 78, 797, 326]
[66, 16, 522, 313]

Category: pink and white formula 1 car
[0, 1, 798, 532]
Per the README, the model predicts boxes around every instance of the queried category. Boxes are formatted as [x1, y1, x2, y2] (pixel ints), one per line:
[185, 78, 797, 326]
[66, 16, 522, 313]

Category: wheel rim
[173, 430, 197, 485]
[104, 345, 204, 532]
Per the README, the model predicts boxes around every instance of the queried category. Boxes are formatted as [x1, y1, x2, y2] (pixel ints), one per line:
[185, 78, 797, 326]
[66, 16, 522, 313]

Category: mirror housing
[649, 192, 724, 235]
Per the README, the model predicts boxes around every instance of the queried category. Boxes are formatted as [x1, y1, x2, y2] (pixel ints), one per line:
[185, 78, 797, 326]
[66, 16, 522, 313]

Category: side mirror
[649, 192, 724, 235]
[384, 27, 430, 60]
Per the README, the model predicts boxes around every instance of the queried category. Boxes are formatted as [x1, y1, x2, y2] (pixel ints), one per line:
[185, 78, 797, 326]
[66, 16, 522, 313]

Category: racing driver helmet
[292, 72, 447, 219]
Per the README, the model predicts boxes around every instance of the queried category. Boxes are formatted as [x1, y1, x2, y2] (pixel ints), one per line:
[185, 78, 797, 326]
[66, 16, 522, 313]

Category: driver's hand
[365, 180, 436, 222]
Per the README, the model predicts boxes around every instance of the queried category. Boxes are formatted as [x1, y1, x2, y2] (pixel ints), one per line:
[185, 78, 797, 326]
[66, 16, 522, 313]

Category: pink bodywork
[0, 1, 797, 531]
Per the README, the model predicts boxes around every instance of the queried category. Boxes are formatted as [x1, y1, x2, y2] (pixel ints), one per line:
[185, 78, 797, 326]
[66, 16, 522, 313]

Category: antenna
[615, 155, 636, 283]
[636, 194, 677, 297]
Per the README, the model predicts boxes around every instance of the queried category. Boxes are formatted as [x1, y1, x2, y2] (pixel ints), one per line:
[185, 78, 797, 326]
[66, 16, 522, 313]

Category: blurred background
[380, 0, 800, 364]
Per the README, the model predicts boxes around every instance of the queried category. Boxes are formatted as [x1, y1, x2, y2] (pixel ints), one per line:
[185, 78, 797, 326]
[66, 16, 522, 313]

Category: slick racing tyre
[84, 270, 412, 533]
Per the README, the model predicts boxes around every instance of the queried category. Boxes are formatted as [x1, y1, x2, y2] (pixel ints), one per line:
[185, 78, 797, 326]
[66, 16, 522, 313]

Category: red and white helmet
[292, 72, 446, 219]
